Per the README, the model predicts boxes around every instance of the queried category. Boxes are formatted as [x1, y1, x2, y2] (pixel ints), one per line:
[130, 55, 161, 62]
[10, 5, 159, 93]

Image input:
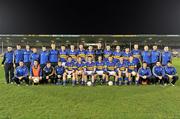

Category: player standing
[40, 46, 49, 69]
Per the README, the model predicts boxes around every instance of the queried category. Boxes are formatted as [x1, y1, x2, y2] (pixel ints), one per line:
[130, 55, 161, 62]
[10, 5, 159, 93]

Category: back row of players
[2, 43, 178, 86]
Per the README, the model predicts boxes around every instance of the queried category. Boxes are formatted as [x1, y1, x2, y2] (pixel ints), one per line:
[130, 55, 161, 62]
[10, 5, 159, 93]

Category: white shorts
[77, 70, 83, 75]
[96, 71, 104, 75]
[85, 71, 94, 75]
[62, 62, 66, 67]
[67, 71, 73, 75]
[107, 71, 116, 75]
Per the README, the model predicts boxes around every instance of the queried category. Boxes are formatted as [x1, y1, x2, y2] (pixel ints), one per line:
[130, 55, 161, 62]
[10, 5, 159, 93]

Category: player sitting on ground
[74, 56, 85, 85]
[94, 56, 106, 85]
[164, 62, 179, 86]
[137, 62, 152, 85]
[127, 56, 138, 85]
[63, 56, 76, 86]
[84, 56, 96, 86]
[42, 62, 55, 84]
[116, 57, 128, 85]
[152, 61, 165, 85]
[105, 56, 117, 85]
[55, 61, 65, 85]
[13, 61, 29, 86]
[29, 60, 42, 85]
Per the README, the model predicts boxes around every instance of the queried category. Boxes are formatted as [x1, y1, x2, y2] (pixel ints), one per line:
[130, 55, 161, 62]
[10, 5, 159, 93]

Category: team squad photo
[2, 43, 178, 87]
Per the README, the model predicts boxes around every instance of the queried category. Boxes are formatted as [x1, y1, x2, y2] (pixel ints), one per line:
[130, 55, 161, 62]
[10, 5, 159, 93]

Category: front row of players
[13, 55, 178, 86]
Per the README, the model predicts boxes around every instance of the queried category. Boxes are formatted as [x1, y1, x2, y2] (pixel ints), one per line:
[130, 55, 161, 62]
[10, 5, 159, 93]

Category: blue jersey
[162, 51, 172, 65]
[164, 66, 177, 75]
[30, 53, 40, 64]
[86, 50, 95, 58]
[40, 51, 49, 65]
[77, 49, 86, 61]
[105, 61, 116, 71]
[151, 50, 161, 64]
[131, 49, 141, 59]
[2, 51, 14, 64]
[141, 51, 151, 64]
[23, 50, 32, 63]
[75, 62, 85, 71]
[122, 52, 132, 63]
[113, 51, 122, 63]
[103, 50, 113, 61]
[85, 62, 96, 71]
[55, 66, 65, 75]
[15, 66, 28, 78]
[65, 62, 75, 71]
[116, 61, 127, 72]
[14, 49, 24, 63]
[49, 49, 59, 63]
[152, 66, 165, 77]
[59, 50, 68, 62]
[43, 66, 54, 75]
[138, 67, 152, 77]
[127, 61, 137, 72]
[96, 61, 105, 71]
[133, 57, 141, 65]
[68, 50, 77, 61]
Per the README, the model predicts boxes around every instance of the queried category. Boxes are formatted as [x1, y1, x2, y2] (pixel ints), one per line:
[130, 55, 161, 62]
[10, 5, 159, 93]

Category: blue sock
[124, 77, 128, 81]
[118, 78, 122, 81]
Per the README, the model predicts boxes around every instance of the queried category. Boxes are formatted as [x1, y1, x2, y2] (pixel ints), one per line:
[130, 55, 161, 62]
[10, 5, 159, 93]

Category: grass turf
[0, 58, 180, 119]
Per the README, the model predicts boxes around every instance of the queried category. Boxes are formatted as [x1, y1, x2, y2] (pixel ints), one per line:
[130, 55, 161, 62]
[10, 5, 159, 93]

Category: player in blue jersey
[42, 62, 55, 84]
[54, 61, 65, 85]
[161, 46, 172, 66]
[103, 45, 113, 62]
[40, 46, 49, 69]
[151, 45, 161, 68]
[164, 62, 178, 86]
[137, 62, 152, 85]
[23, 45, 32, 70]
[152, 61, 165, 85]
[59, 45, 68, 66]
[84, 56, 96, 85]
[131, 44, 141, 60]
[141, 46, 151, 67]
[74, 56, 85, 85]
[116, 57, 128, 85]
[105, 56, 117, 85]
[63, 56, 76, 86]
[68, 45, 77, 62]
[14, 44, 24, 67]
[77, 44, 86, 62]
[113, 46, 122, 63]
[86, 46, 95, 61]
[122, 48, 132, 64]
[127, 56, 138, 85]
[2, 47, 14, 84]
[30, 48, 40, 66]
[94, 56, 106, 85]
[13, 61, 29, 86]
[49, 43, 59, 67]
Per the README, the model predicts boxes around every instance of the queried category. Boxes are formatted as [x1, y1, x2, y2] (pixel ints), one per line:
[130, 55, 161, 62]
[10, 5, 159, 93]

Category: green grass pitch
[0, 58, 180, 119]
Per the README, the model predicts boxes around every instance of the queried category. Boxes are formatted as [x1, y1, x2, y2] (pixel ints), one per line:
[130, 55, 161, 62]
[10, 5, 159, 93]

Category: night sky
[0, 0, 180, 34]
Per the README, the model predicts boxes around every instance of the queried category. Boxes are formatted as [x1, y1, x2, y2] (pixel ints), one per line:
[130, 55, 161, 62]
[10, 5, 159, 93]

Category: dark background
[0, 0, 180, 34]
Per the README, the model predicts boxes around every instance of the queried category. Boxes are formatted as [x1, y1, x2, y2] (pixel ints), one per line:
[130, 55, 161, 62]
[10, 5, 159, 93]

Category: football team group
[2, 43, 179, 86]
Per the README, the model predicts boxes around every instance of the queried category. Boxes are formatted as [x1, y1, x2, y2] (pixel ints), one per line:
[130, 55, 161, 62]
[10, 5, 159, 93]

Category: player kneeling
[164, 62, 179, 86]
[55, 61, 65, 85]
[127, 56, 138, 85]
[75, 56, 85, 85]
[63, 56, 76, 86]
[94, 56, 106, 85]
[29, 60, 42, 85]
[42, 62, 55, 84]
[116, 57, 128, 85]
[84, 56, 96, 86]
[152, 62, 165, 85]
[137, 62, 152, 85]
[105, 56, 118, 85]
